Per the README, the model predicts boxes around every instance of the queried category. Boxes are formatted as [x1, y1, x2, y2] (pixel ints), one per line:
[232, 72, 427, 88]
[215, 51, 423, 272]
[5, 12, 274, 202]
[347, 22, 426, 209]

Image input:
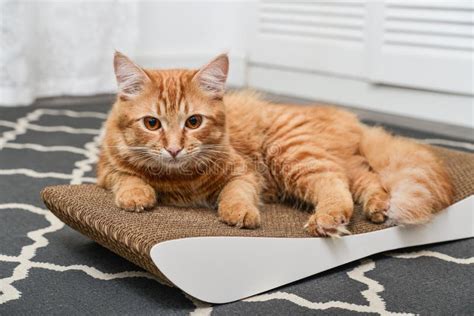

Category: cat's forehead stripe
[178, 76, 187, 113]
[156, 100, 165, 116]
[166, 77, 175, 112]
[154, 71, 189, 115]
[182, 98, 189, 113]
[161, 76, 170, 110]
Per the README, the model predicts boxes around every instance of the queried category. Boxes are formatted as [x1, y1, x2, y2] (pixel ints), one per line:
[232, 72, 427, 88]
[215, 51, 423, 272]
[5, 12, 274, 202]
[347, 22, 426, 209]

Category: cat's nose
[166, 147, 182, 158]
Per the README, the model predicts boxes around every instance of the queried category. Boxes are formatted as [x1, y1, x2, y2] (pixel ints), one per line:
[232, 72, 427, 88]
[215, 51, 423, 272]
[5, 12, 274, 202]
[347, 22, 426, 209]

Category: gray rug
[0, 100, 473, 315]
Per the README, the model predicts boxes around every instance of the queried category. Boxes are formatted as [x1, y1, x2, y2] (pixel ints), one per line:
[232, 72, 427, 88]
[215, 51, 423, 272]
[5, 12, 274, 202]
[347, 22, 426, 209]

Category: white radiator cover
[248, 0, 473, 127]
[369, 0, 474, 95]
[251, 0, 367, 78]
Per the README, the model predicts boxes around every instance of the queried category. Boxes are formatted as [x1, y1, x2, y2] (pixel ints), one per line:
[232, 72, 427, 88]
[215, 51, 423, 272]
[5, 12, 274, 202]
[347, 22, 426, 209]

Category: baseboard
[261, 92, 474, 142]
[248, 65, 474, 129]
[135, 52, 247, 88]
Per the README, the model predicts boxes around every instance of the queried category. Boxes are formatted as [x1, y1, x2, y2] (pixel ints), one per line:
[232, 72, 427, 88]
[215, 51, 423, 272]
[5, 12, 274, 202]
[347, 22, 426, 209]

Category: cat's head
[109, 52, 229, 171]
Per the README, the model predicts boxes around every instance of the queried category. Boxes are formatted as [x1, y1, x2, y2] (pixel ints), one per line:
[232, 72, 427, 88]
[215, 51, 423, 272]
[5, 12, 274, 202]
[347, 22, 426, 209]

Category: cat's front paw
[304, 212, 350, 237]
[115, 185, 156, 212]
[218, 203, 261, 229]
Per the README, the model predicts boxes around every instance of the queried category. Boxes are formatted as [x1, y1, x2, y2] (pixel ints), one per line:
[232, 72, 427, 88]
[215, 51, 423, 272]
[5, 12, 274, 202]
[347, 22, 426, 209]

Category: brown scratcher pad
[41, 146, 474, 284]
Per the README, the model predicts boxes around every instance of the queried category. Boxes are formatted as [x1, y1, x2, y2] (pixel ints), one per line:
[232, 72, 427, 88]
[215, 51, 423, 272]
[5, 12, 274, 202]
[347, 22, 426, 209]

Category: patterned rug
[0, 100, 473, 315]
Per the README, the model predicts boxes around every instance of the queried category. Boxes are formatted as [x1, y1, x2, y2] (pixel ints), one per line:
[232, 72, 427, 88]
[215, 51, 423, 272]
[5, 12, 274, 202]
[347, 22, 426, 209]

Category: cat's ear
[193, 53, 229, 99]
[113, 51, 150, 100]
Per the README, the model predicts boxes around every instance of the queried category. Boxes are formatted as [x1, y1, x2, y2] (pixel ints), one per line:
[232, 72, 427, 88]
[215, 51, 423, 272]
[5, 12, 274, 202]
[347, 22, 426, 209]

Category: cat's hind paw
[364, 194, 390, 224]
[304, 213, 351, 238]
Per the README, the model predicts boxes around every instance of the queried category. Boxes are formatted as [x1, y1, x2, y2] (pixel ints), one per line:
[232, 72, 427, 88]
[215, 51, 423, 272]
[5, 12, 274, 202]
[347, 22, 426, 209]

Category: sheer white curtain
[0, 0, 138, 106]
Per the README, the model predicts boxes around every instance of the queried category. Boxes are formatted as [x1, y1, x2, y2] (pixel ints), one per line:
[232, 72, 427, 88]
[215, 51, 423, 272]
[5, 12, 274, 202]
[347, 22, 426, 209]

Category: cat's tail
[360, 126, 453, 225]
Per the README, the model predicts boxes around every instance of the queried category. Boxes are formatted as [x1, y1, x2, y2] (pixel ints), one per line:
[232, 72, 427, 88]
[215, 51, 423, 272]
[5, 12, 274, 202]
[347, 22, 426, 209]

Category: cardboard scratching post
[42, 146, 474, 303]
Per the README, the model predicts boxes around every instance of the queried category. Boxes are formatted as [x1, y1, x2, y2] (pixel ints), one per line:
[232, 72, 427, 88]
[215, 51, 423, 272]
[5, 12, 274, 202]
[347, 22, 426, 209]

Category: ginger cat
[97, 52, 454, 237]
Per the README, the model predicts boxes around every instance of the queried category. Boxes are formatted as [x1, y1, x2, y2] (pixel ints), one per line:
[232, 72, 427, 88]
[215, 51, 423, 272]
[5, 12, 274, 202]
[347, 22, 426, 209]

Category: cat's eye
[143, 116, 161, 130]
[185, 115, 203, 129]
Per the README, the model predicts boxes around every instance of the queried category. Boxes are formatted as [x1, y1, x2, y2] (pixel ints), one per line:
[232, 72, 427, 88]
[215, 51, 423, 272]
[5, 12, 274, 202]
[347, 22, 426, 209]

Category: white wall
[135, 0, 255, 87]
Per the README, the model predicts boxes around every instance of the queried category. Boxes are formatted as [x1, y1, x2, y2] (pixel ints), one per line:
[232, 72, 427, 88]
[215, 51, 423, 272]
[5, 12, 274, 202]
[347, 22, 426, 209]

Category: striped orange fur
[97, 52, 454, 237]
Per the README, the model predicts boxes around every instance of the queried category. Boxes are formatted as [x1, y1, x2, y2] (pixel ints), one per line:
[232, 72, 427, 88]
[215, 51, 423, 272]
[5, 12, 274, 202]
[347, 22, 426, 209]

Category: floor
[0, 94, 473, 315]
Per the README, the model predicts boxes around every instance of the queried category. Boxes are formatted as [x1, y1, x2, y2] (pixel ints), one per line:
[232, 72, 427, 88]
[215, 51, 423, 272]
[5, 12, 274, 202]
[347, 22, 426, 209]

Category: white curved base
[150, 196, 473, 304]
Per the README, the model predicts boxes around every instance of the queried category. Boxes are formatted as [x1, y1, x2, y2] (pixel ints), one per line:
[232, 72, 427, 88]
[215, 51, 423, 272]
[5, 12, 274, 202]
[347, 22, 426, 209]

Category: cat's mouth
[162, 155, 189, 166]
